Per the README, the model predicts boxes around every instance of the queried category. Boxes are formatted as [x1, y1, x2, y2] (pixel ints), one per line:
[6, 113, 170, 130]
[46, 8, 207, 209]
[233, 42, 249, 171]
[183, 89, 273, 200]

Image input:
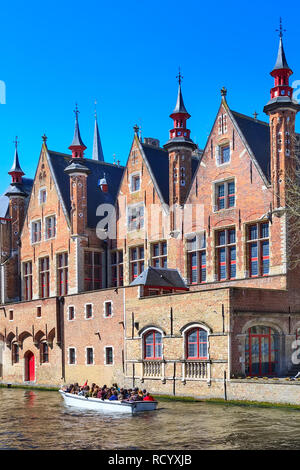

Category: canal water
[1, 388, 300, 450]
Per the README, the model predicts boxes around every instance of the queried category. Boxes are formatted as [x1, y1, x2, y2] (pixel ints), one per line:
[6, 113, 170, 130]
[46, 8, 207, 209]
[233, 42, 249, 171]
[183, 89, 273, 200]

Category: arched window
[186, 328, 208, 359]
[144, 330, 162, 360]
[245, 326, 279, 376]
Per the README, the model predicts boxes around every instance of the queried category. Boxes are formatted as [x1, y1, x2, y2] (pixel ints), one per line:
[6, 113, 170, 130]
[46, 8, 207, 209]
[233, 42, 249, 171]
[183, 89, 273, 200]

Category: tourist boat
[59, 390, 158, 414]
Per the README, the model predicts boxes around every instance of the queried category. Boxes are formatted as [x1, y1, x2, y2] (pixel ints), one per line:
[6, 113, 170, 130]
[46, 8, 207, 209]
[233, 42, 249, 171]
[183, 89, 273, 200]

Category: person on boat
[92, 386, 99, 398]
[143, 392, 155, 402]
[109, 391, 118, 401]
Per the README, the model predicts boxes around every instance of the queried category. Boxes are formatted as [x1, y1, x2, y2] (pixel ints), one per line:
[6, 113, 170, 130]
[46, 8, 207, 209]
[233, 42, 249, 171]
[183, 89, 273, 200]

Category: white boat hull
[59, 390, 158, 414]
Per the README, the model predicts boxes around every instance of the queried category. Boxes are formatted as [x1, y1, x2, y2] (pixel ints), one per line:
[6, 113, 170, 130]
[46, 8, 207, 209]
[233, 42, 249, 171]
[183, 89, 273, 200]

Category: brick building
[1, 32, 300, 400]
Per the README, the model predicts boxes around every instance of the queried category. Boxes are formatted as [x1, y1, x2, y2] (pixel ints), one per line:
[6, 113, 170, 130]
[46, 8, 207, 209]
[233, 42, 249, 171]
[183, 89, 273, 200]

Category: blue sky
[0, 0, 299, 194]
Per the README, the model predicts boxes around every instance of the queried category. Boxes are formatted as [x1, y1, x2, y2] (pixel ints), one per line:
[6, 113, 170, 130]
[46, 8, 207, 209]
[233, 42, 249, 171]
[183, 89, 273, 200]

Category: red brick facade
[1, 35, 300, 398]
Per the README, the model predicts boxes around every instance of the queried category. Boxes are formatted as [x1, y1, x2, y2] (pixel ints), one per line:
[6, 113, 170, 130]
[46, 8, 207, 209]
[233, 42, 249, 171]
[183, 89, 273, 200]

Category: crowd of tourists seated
[62, 381, 155, 402]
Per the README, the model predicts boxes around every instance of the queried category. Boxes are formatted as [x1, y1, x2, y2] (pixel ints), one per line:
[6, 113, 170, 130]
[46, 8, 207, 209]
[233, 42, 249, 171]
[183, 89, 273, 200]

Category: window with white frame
[186, 233, 206, 284]
[151, 241, 167, 268]
[128, 204, 144, 231]
[68, 306, 75, 321]
[32, 220, 41, 243]
[130, 173, 141, 192]
[215, 180, 235, 211]
[105, 346, 113, 365]
[216, 143, 230, 165]
[86, 347, 94, 365]
[45, 215, 56, 239]
[68, 347, 76, 365]
[104, 301, 112, 318]
[39, 188, 47, 205]
[85, 304, 93, 319]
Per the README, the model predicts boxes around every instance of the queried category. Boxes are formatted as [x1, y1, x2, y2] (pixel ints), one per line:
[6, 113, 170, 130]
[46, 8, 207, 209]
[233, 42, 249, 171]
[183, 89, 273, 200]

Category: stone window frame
[213, 177, 236, 212]
[127, 202, 145, 232]
[181, 323, 211, 361]
[67, 305, 76, 322]
[31, 218, 42, 244]
[104, 345, 114, 366]
[85, 346, 95, 366]
[68, 347, 77, 365]
[103, 300, 113, 319]
[44, 214, 56, 240]
[84, 303, 94, 320]
[215, 138, 231, 167]
[39, 187, 47, 205]
[129, 171, 141, 193]
[40, 341, 49, 364]
[140, 326, 165, 361]
[23, 260, 33, 301]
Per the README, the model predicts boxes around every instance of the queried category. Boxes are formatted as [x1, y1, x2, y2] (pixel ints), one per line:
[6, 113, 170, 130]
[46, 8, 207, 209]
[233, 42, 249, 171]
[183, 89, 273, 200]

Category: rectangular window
[215, 180, 235, 210]
[110, 250, 123, 287]
[32, 220, 41, 243]
[130, 246, 145, 281]
[39, 257, 50, 298]
[37, 306, 42, 318]
[23, 261, 33, 301]
[187, 233, 206, 284]
[39, 189, 47, 204]
[131, 174, 141, 192]
[104, 302, 112, 318]
[40, 343, 49, 363]
[85, 304, 93, 319]
[69, 348, 76, 365]
[151, 241, 167, 268]
[12, 343, 19, 364]
[45, 216, 56, 239]
[84, 251, 102, 291]
[57, 252, 68, 296]
[68, 306, 75, 321]
[9, 310, 13, 321]
[105, 347, 113, 365]
[247, 222, 269, 277]
[86, 348, 94, 365]
[128, 204, 144, 231]
[216, 228, 236, 281]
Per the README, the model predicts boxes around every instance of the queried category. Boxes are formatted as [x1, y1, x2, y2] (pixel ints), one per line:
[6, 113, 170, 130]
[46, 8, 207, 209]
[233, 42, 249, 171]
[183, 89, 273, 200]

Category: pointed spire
[8, 137, 24, 183]
[171, 68, 190, 117]
[272, 19, 291, 73]
[69, 104, 87, 158]
[92, 103, 104, 161]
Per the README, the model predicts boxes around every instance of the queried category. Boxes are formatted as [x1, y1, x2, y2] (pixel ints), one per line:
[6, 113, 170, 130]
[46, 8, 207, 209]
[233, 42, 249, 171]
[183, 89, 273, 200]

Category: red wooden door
[25, 352, 35, 381]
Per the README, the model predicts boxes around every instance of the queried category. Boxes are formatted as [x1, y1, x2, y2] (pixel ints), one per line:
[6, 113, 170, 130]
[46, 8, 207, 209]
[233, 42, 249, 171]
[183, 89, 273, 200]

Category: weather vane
[176, 66, 183, 85]
[276, 17, 286, 38]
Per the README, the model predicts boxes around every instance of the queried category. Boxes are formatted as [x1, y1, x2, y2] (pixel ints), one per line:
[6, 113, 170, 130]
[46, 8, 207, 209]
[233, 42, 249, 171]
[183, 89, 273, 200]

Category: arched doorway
[245, 326, 280, 376]
[24, 351, 35, 382]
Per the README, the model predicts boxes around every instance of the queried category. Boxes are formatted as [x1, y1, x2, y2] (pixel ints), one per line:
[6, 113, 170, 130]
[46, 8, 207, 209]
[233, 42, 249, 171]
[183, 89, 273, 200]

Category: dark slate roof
[273, 37, 290, 71]
[231, 111, 271, 180]
[70, 114, 86, 148]
[141, 143, 200, 205]
[0, 177, 33, 218]
[9, 148, 24, 174]
[130, 266, 188, 289]
[92, 117, 104, 162]
[47, 151, 124, 228]
[171, 84, 190, 116]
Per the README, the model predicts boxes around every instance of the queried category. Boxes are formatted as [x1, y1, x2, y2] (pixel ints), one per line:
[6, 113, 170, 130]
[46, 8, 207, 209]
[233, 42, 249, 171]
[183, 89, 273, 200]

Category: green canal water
[1, 388, 300, 450]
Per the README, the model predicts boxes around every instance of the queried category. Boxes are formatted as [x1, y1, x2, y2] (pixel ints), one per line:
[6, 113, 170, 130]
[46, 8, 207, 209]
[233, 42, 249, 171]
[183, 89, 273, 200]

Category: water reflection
[1, 389, 300, 449]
